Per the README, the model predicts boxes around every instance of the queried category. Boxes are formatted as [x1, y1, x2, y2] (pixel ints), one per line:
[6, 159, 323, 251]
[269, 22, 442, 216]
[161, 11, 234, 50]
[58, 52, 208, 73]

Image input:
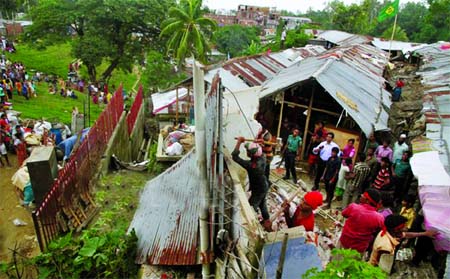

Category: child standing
[400, 195, 416, 229]
[335, 158, 353, 204]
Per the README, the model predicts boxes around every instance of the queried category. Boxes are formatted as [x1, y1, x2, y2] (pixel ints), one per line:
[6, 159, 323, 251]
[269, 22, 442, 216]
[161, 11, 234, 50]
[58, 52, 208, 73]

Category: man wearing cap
[392, 134, 409, 163]
[339, 189, 384, 254]
[233, 137, 271, 230]
[283, 191, 323, 231]
[255, 120, 274, 184]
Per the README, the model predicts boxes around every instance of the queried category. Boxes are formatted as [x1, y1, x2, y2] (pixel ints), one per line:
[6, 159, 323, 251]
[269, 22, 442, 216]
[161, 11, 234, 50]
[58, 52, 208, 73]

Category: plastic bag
[166, 142, 183, 156]
[13, 218, 28, 226]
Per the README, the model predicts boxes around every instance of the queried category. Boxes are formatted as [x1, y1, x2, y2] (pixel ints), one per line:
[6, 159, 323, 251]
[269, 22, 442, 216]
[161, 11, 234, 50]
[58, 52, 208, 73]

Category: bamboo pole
[187, 86, 191, 122]
[282, 101, 340, 117]
[269, 180, 306, 222]
[276, 92, 285, 139]
[301, 85, 315, 159]
[234, 137, 278, 146]
[175, 87, 179, 125]
[276, 233, 289, 279]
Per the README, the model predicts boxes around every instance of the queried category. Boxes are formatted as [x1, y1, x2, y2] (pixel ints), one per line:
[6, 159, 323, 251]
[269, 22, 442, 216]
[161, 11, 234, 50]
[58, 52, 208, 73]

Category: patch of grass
[7, 43, 139, 91]
[95, 171, 152, 230]
[11, 83, 104, 126]
[6, 42, 140, 124]
[6, 43, 74, 78]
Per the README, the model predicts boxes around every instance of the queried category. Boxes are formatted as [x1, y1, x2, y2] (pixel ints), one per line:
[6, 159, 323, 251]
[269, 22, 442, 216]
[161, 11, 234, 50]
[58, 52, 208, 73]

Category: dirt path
[0, 154, 39, 263]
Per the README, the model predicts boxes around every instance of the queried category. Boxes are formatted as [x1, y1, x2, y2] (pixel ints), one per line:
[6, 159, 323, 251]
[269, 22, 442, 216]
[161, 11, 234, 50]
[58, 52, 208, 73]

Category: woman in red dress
[14, 132, 27, 166]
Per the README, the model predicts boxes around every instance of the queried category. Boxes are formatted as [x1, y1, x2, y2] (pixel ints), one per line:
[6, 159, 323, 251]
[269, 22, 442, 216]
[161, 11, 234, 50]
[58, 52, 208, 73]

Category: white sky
[203, 0, 423, 14]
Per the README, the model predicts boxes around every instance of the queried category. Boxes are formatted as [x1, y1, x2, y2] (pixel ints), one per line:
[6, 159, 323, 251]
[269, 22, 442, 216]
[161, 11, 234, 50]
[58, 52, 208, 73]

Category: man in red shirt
[339, 189, 384, 254]
[284, 191, 323, 231]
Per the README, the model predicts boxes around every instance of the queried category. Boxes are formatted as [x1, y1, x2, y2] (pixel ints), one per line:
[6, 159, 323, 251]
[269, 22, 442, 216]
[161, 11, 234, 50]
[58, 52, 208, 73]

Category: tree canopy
[300, 0, 450, 43]
[214, 25, 261, 58]
[160, 0, 217, 66]
[26, 0, 174, 82]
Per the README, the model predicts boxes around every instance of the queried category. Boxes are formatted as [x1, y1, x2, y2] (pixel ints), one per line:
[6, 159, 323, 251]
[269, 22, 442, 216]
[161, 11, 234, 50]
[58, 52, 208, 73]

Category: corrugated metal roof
[204, 45, 326, 91]
[317, 30, 353, 44]
[151, 87, 189, 114]
[316, 30, 371, 46]
[416, 42, 450, 174]
[129, 150, 206, 265]
[259, 44, 391, 136]
[371, 38, 427, 53]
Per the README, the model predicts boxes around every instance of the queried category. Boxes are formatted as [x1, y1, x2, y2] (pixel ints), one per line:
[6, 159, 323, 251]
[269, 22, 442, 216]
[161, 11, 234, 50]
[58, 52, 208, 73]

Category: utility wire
[223, 85, 256, 138]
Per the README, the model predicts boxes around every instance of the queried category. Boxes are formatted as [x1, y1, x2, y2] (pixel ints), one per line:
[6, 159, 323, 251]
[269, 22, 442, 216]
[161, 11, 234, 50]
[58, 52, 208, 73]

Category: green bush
[33, 229, 138, 279]
[303, 249, 387, 279]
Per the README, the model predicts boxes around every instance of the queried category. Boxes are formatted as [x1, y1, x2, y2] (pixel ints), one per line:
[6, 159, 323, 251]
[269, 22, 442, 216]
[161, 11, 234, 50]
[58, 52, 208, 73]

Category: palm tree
[160, 0, 217, 66]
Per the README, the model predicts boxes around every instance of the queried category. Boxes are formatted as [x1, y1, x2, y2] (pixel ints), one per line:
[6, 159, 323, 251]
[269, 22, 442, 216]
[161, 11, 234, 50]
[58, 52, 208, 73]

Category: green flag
[378, 0, 400, 22]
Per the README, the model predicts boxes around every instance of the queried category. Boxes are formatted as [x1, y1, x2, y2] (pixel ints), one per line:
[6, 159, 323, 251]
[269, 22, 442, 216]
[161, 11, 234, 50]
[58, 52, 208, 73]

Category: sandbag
[166, 142, 183, 156]
[179, 133, 194, 152]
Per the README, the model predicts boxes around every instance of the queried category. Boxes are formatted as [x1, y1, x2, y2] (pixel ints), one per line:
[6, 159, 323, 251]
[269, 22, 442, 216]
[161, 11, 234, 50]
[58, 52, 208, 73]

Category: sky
[203, 0, 422, 14]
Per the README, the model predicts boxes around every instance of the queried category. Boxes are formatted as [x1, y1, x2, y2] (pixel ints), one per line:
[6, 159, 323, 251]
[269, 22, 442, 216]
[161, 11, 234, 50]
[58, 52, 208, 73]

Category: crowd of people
[232, 117, 445, 276]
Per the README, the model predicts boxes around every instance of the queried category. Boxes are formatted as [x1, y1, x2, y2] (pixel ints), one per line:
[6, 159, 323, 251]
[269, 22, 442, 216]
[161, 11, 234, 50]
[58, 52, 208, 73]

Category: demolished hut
[151, 46, 327, 159]
[258, 44, 391, 159]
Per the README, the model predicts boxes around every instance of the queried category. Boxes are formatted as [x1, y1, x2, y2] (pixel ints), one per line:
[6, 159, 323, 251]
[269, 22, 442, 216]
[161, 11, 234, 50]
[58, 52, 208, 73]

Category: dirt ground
[0, 154, 39, 263]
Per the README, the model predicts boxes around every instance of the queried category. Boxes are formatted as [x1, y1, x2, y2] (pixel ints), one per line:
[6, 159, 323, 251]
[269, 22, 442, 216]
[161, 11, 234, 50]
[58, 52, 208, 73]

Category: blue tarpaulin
[262, 236, 322, 279]
[57, 128, 90, 160]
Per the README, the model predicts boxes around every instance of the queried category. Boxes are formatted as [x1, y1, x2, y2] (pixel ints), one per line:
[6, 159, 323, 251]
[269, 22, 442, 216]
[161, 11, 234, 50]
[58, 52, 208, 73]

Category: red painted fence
[32, 85, 131, 251]
[127, 86, 143, 135]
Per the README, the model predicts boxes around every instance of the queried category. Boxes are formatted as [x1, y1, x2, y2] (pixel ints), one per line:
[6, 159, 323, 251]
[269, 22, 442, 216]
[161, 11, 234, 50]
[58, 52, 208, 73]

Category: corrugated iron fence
[205, 74, 227, 253]
[32, 86, 127, 251]
[127, 86, 143, 135]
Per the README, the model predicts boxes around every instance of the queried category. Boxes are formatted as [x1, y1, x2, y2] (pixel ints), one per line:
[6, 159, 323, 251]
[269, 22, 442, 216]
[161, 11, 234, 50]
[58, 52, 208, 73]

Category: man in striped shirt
[372, 157, 392, 191]
[342, 153, 371, 208]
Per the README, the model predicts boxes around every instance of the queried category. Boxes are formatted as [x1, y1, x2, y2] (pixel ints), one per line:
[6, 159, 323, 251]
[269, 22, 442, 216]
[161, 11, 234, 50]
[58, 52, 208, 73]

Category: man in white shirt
[312, 132, 340, 190]
[392, 134, 409, 162]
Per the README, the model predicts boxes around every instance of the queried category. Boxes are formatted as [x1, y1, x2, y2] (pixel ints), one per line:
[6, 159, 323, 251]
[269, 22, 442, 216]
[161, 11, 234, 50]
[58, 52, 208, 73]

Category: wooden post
[276, 92, 285, 139]
[187, 86, 191, 119]
[175, 87, 179, 124]
[276, 233, 289, 279]
[300, 85, 315, 159]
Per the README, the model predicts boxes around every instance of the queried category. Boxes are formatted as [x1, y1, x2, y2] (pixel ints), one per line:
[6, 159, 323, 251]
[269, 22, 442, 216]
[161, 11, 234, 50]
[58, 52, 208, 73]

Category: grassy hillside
[5, 42, 140, 125]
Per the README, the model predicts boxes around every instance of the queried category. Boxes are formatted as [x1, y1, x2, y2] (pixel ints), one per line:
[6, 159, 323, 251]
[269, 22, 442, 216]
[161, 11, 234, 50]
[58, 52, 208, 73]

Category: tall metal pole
[88, 91, 91, 127]
[194, 61, 210, 279]
[218, 80, 224, 231]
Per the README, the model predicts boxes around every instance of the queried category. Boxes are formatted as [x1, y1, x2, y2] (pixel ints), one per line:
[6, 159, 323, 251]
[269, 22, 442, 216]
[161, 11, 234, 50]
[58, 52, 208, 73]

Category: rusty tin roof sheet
[204, 45, 326, 91]
[129, 150, 206, 265]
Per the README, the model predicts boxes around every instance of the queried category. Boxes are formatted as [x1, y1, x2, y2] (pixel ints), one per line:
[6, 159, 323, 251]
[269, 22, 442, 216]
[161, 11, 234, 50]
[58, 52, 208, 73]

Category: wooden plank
[276, 92, 285, 139]
[266, 227, 306, 243]
[283, 101, 340, 117]
[301, 87, 315, 159]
